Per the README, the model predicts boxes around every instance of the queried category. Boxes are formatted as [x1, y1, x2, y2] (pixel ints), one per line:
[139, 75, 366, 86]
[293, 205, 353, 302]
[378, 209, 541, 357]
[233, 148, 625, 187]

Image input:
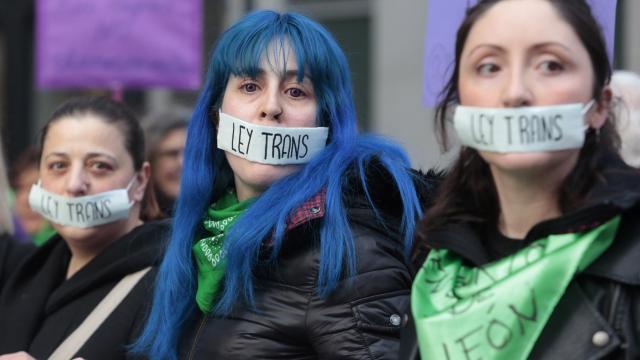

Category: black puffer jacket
[0, 220, 170, 359]
[401, 155, 640, 360]
[179, 166, 436, 359]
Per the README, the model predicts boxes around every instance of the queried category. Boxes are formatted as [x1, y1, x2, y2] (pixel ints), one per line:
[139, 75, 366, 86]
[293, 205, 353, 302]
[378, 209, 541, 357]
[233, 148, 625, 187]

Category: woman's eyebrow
[529, 42, 573, 54]
[43, 152, 68, 161]
[85, 152, 119, 163]
[466, 44, 504, 59]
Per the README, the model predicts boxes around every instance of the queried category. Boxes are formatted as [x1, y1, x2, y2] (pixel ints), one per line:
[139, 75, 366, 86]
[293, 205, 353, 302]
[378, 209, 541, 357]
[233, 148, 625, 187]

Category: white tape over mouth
[217, 111, 329, 165]
[453, 103, 589, 153]
[28, 180, 134, 228]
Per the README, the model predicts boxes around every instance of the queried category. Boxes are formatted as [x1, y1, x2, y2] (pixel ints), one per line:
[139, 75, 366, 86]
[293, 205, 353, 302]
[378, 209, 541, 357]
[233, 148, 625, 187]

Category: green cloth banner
[412, 216, 620, 360]
[192, 191, 254, 313]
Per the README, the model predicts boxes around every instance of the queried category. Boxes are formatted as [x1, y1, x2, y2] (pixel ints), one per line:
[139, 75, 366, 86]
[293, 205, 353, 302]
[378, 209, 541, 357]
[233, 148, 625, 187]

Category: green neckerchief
[192, 191, 254, 313]
[412, 216, 620, 360]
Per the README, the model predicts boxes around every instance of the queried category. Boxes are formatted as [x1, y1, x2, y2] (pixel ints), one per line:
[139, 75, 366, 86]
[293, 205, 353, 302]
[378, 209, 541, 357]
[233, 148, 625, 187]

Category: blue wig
[133, 10, 422, 359]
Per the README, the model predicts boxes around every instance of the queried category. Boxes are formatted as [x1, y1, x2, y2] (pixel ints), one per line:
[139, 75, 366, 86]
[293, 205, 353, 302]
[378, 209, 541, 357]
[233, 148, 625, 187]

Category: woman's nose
[501, 69, 533, 108]
[65, 168, 89, 196]
[259, 89, 283, 122]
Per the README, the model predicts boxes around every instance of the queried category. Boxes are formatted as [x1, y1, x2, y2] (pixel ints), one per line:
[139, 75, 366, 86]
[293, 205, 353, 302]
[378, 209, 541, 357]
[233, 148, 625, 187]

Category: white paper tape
[28, 184, 132, 228]
[453, 103, 587, 153]
[217, 111, 329, 164]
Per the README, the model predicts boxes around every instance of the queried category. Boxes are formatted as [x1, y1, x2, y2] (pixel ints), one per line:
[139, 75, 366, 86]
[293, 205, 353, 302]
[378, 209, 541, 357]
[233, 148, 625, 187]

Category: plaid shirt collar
[286, 188, 327, 232]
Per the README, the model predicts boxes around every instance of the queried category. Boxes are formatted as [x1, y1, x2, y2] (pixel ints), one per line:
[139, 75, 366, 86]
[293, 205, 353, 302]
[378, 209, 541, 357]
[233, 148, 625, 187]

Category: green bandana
[192, 191, 254, 313]
[412, 216, 620, 360]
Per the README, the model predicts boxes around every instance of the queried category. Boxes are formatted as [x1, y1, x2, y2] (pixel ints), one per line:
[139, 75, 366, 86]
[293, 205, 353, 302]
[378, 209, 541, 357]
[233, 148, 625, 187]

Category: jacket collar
[426, 154, 640, 285]
[284, 162, 439, 234]
[286, 189, 326, 232]
[44, 219, 170, 313]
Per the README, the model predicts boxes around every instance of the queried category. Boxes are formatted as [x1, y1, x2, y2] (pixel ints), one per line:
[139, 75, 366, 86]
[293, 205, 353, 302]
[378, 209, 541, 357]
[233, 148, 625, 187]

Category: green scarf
[192, 191, 254, 313]
[412, 216, 620, 360]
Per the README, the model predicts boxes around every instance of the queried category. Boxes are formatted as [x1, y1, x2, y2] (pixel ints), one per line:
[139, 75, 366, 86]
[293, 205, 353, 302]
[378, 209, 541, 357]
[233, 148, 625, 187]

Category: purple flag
[423, 0, 618, 107]
[37, 0, 203, 90]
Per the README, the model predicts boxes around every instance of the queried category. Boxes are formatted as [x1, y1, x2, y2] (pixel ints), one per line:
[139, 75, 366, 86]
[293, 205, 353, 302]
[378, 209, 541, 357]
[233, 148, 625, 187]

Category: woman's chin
[479, 149, 580, 175]
[52, 220, 127, 249]
[227, 154, 302, 197]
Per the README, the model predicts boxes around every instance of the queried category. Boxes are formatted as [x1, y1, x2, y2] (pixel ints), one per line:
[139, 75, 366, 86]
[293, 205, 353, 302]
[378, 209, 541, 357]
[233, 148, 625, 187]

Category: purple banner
[423, 0, 618, 107]
[37, 0, 203, 90]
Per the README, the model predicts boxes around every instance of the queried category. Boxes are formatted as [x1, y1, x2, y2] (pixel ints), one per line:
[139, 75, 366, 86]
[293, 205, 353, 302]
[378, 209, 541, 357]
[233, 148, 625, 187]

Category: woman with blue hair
[134, 9, 428, 360]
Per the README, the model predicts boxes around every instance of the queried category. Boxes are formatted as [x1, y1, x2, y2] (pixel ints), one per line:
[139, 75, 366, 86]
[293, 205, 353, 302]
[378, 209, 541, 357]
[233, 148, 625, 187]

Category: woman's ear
[588, 86, 613, 130]
[132, 162, 151, 202]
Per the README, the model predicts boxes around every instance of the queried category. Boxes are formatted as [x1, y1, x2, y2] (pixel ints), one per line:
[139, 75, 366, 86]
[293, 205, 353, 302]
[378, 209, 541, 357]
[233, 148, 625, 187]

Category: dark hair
[417, 0, 620, 253]
[39, 96, 162, 221]
[9, 146, 39, 189]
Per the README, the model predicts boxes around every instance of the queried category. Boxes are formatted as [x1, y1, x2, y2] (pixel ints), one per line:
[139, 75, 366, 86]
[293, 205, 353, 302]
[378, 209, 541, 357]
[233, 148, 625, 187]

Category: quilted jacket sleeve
[306, 209, 412, 359]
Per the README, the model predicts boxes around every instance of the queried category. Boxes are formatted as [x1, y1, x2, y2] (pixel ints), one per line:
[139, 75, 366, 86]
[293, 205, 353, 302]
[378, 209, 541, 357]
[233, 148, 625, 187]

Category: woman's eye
[241, 83, 258, 93]
[48, 162, 67, 171]
[287, 87, 306, 98]
[477, 63, 500, 76]
[539, 60, 564, 73]
[89, 162, 113, 172]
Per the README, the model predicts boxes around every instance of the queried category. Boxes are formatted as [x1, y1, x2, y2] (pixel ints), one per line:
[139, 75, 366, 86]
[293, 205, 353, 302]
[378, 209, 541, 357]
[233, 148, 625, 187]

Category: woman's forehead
[42, 115, 129, 159]
[464, 0, 582, 54]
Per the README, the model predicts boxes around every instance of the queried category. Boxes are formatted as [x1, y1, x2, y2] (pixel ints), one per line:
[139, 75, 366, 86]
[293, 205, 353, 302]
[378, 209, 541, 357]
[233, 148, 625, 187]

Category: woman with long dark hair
[405, 0, 640, 359]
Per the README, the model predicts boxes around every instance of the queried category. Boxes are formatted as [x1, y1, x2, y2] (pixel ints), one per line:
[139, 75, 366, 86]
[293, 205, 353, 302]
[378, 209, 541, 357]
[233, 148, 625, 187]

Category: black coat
[400, 156, 640, 360]
[0, 220, 170, 359]
[179, 167, 437, 359]
[0, 233, 35, 286]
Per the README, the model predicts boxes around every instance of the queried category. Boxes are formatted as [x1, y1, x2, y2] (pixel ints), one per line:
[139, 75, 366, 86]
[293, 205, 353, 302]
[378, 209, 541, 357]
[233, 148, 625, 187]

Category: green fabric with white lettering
[412, 216, 620, 360]
[193, 191, 254, 313]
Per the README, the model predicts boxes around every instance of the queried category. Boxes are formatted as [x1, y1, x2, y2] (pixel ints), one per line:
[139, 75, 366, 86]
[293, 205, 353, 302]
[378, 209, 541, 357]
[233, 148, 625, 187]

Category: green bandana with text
[192, 191, 254, 313]
[412, 216, 620, 360]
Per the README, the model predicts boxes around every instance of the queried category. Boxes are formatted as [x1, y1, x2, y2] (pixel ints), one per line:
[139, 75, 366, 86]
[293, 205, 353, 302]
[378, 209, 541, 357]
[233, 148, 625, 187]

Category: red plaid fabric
[286, 188, 327, 232]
